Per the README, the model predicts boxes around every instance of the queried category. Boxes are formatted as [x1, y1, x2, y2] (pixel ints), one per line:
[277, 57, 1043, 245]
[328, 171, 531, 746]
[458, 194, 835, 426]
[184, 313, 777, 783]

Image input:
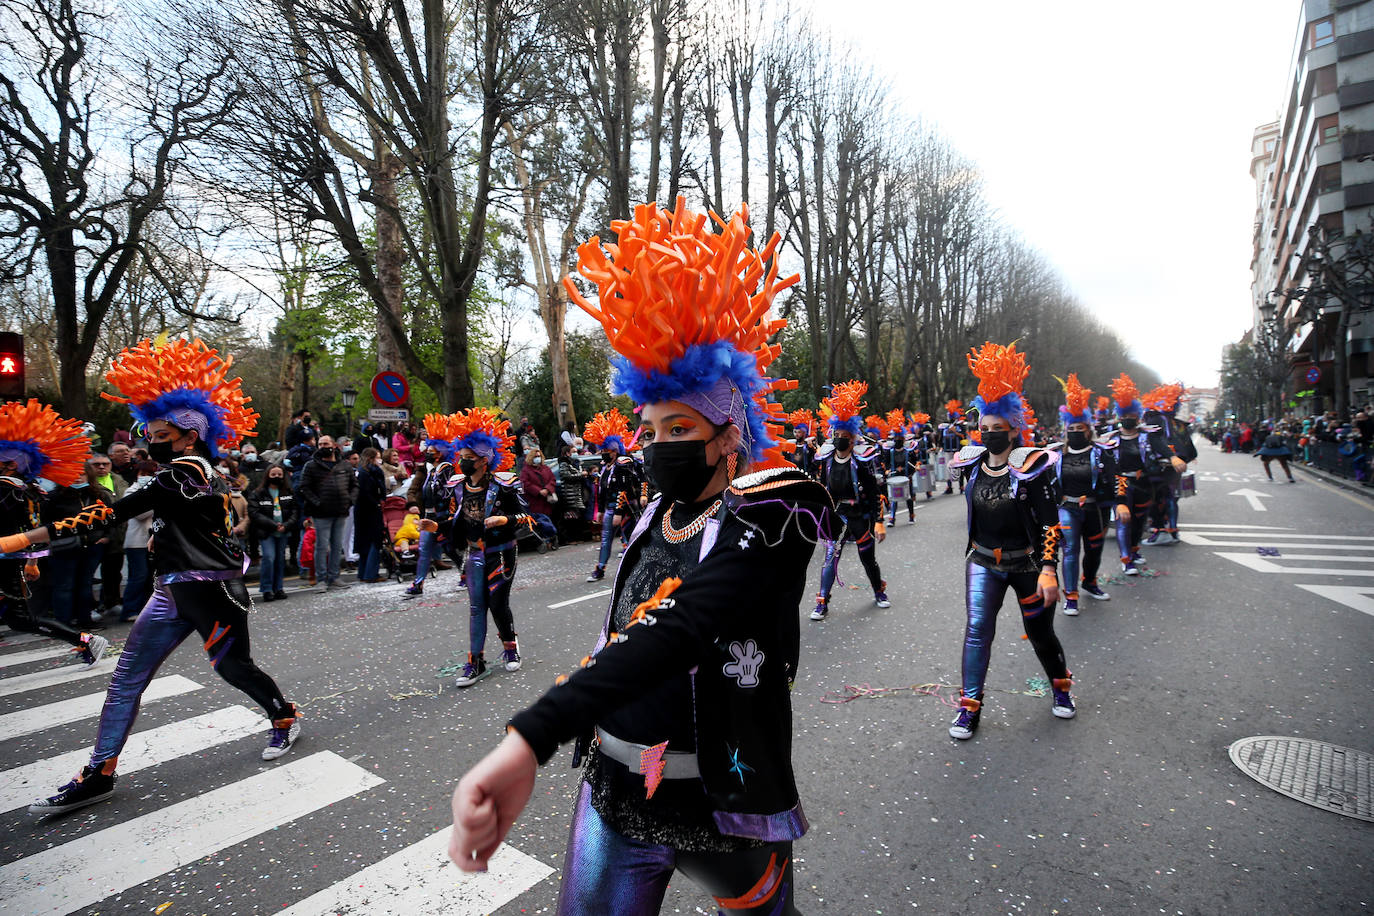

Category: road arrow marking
[1295, 584, 1374, 618]
[1228, 488, 1273, 511]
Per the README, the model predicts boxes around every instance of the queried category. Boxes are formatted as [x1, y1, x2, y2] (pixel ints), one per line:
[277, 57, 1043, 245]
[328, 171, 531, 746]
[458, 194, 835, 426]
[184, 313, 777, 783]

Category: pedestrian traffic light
[0, 332, 24, 400]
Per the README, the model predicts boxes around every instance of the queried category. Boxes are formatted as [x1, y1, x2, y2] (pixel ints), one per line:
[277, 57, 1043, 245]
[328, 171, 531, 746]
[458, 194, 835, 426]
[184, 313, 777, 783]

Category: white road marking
[0, 705, 267, 814]
[0, 655, 113, 698]
[0, 644, 77, 669]
[279, 828, 554, 916]
[1178, 524, 1292, 530]
[1294, 584, 1374, 618]
[548, 588, 613, 609]
[0, 675, 202, 742]
[0, 633, 47, 648]
[1210, 553, 1374, 576]
[1228, 488, 1272, 511]
[1179, 533, 1374, 549]
[0, 751, 384, 916]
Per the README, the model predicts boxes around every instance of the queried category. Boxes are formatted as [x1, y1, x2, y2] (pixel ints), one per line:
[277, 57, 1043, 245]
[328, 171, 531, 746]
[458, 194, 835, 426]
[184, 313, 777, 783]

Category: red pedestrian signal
[0, 332, 24, 400]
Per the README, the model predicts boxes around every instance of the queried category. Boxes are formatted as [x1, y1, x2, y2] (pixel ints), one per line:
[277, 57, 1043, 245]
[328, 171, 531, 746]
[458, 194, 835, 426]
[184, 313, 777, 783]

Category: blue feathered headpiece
[130, 389, 234, 459]
[971, 392, 1028, 430]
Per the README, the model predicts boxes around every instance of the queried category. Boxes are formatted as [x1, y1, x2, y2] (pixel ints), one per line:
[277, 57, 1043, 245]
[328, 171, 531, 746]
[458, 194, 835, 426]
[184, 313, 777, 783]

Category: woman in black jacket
[449, 202, 829, 915]
[947, 342, 1073, 741]
[248, 463, 299, 601]
[353, 447, 387, 582]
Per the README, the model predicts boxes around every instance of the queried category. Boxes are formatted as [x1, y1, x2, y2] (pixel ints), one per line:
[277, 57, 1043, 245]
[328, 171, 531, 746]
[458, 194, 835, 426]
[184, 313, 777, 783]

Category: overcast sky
[807, 0, 1300, 387]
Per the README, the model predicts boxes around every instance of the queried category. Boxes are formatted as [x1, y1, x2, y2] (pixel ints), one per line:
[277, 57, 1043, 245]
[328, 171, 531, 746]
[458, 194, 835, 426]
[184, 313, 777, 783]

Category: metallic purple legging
[960, 562, 1068, 702]
[557, 781, 800, 915]
[1057, 503, 1107, 594]
[89, 576, 291, 765]
[464, 546, 516, 656]
[817, 518, 883, 602]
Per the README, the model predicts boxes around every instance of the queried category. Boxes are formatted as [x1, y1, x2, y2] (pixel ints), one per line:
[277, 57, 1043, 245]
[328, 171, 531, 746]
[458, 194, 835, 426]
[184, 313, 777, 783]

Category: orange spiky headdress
[820, 380, 867, 435]
[884, 409, 908, 439]
[0, 399, 91, 485]
[583, 409, 633, 455]
[102, 337, 258, 458]
[1020, 398, 1039, 447]
[1143, 382, 1185, 413]
[944, 399, 964, 420]
[786, 409, 815, 434]
[864, 414, 886, 438]
[1095, 396, 1112, 418]
[565, 198, 800, 465]
[422, 408, 514, 472]
[1056, 373, 1094, 425]
[1110, 374, 1143, 417]
[967, 342, 1031, 428]
[910, 411, 931, 430]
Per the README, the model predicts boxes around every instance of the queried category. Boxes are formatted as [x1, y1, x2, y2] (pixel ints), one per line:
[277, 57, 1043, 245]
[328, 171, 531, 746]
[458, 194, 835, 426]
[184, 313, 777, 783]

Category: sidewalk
[1291, 459, 1374, 501]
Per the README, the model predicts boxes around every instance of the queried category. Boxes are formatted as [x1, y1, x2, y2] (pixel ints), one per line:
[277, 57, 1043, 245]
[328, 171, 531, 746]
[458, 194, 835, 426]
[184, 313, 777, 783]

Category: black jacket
[298, 451, 357, 518]
[595, 456, 645, 514]
[439, 472, 533, 549]
[247, 484, 301, 538]
[953, 446, 1063, 571]
[509, 465, 834, 841]
[816, 447, 883, 519]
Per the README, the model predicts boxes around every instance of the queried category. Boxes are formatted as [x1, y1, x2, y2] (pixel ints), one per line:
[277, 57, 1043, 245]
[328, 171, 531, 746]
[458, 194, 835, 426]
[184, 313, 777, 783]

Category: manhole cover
[1229, 736, 1373, 822]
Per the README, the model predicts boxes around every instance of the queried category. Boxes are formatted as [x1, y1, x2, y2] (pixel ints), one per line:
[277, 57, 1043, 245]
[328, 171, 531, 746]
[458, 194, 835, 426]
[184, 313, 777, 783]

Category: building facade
[1250, 0, 1374, 413]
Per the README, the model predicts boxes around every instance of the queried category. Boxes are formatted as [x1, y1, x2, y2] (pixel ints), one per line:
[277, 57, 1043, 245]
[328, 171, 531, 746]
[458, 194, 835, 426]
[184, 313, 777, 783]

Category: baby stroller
[380, 495, 419, 581]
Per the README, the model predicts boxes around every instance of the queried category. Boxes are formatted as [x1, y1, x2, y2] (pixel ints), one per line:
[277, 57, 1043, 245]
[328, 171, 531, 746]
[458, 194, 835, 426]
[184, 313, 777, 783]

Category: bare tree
[0, 0, 239, 415]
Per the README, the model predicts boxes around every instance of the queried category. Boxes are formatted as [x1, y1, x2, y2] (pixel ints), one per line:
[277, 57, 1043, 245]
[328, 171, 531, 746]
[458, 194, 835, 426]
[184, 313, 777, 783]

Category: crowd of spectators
[42, 410, 645, 628]
[1206, 403, 1374, 483]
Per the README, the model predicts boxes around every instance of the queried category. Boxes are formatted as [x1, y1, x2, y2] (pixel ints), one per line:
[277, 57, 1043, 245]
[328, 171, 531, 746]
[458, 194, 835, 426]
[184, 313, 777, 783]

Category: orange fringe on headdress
[565, 199, 798, 376]
[786, 409, 815, 431]
[1060, 373, 1093, 418]
[864, 414, 886, 436]
[945, 399, 963, 416]
[583, 410, 632, 449]
[1096, 396, 1112, 414]
[0, 400, 90, 486]
[429, 408, 515, 473]
[967, 342, 1030, 406]
[820, 380, 867, 423]
[103, 338, 258, 451]
[1020, 399, 1038, 447]
[911, 412, 931, 427]
[1110, 374, 1140, 408]
[1143, 382, 1185, 411]
[884, 409, 907, 436]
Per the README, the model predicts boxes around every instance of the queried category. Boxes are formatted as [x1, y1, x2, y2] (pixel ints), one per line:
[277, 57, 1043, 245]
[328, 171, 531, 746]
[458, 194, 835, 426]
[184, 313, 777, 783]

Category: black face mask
[982, 430, 1012, 454]
[892, 437, 904, 448]
[1121, 417, 1139, 430]
[268, 476, 284, 486]
[643, 439, 719, 503]
[459, 458, 480, 477]
[602, 452, 615, 463]
[833, 436, 851, 452]
[1067, 431, 1091, 449]
[148, 440, 179, 464]
[317, 447, 337, 460]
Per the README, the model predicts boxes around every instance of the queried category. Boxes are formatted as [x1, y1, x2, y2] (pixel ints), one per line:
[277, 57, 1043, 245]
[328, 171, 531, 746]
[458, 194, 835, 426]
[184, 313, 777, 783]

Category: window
[1311, 17, 1334, 49]
[1319, 212, 1344, 238]
[1315, 163, 1342, 194]
[1317, 114, 1339, 145]
[1264, 138, 1276, 153]
[1312, 64, 1337, 97]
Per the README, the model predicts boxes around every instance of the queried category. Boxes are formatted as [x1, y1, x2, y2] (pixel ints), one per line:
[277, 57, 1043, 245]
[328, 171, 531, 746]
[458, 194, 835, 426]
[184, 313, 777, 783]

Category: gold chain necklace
[662, 498, 723, 544]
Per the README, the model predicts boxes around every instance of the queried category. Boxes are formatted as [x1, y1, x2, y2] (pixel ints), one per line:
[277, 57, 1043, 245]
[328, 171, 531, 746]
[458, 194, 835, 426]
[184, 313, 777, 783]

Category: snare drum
[914, 468, 933, 492]
[887, 475, 911, 502]
[934, 453, 950, 482]
[1178, 470, 1197, 498]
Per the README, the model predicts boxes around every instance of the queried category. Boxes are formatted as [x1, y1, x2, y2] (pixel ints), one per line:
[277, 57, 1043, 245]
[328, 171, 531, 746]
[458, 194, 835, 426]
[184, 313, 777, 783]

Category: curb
[1291, 461, 1374, 502]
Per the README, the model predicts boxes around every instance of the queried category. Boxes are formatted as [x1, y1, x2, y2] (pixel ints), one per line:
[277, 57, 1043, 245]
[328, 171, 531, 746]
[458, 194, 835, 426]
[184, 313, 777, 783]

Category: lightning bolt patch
[640, 740, 669, 799]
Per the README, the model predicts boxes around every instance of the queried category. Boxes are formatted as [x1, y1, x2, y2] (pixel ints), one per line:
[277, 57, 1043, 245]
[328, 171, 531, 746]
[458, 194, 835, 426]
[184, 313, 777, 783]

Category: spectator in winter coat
[297, 436, 358, 590]
[249, 463, 300, 601]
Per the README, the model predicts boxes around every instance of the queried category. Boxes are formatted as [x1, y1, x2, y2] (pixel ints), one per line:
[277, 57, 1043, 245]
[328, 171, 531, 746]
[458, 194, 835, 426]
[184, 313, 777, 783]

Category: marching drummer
[880, 409, 919, 526]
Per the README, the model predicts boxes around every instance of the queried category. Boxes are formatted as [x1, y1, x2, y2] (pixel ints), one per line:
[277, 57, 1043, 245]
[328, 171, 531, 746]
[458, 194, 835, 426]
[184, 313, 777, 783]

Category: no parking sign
[371, 371, 409, 407]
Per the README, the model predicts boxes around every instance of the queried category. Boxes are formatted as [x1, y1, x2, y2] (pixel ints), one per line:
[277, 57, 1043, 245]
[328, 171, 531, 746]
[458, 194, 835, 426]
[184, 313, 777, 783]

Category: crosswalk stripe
[279, 828, 554, 916]
[1183, 532, 1374, 541]
[1179, 524, 1292, 529]
[0, 644, 78, 669]
[1178, 534, 1374, 550]
[0, 751, 385, 916]
[1211, 553, 1374, 577]
[0, 654, 114, 698]
[0, 705, 267, 814]
[0, 674, 202, 743]
[0, 633, 47, 648]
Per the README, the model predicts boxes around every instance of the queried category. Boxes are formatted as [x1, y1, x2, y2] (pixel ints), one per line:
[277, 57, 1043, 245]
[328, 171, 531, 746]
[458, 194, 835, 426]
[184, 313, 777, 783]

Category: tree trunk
[372, 154, 407, 375]
[276, 349, 299, 443]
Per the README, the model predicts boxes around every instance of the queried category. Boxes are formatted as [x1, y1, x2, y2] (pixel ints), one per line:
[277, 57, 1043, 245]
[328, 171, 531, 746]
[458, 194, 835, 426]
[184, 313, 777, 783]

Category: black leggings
[0, 559, 87, 648]
[1261, 455, 1293, 480]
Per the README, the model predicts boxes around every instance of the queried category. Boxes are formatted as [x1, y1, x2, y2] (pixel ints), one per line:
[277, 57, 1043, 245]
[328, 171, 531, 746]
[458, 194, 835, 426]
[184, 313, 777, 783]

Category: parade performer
[1054, 375, 1123, 615]
[0, 400, 106, 665]
[1093, 396, 1115, 436]
[423, 410, 534, 687]
[584, 409, 646, 583]
[947, 342, 1074, 739]
[448, 199, 831, 915]
[13, 338, 301, 814]
[403, 423, 460, 598]
[940, 400, 966, 495]
[881, 409, 918, 524]
[786, 409, 817, 477]
[812, 380, 889, 621]
[1141, 383, 1194, 546]
[909, 412, 936, 500]
[1109, 374, 1170, 575]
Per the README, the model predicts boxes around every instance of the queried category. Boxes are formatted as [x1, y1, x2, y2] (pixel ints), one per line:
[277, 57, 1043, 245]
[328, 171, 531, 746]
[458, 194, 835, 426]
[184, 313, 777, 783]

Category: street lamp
[341, 386, 358, 437]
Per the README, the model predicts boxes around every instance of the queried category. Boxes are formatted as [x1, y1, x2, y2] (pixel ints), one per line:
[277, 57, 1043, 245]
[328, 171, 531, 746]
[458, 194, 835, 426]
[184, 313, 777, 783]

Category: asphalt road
[1, 441, 1370, 915]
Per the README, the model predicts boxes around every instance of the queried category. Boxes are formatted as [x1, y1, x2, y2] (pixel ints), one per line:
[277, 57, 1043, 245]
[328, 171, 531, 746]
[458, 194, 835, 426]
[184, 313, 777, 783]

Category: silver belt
[595, 727, 700, 779]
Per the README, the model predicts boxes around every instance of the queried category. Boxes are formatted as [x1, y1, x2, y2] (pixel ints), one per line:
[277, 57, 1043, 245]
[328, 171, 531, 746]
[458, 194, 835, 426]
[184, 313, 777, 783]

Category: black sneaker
[1081, 582, 1110, 601]
[1052, 687, 1077, 719]
[262, 705, 301, 760]
[403, 582, 424, 598]
[586, 567, 605, 583]
[454, 655, 490, 688]
[29, 765, 116, 815]
[273, 590, 288, 601]
[949, 701, 981, 740]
